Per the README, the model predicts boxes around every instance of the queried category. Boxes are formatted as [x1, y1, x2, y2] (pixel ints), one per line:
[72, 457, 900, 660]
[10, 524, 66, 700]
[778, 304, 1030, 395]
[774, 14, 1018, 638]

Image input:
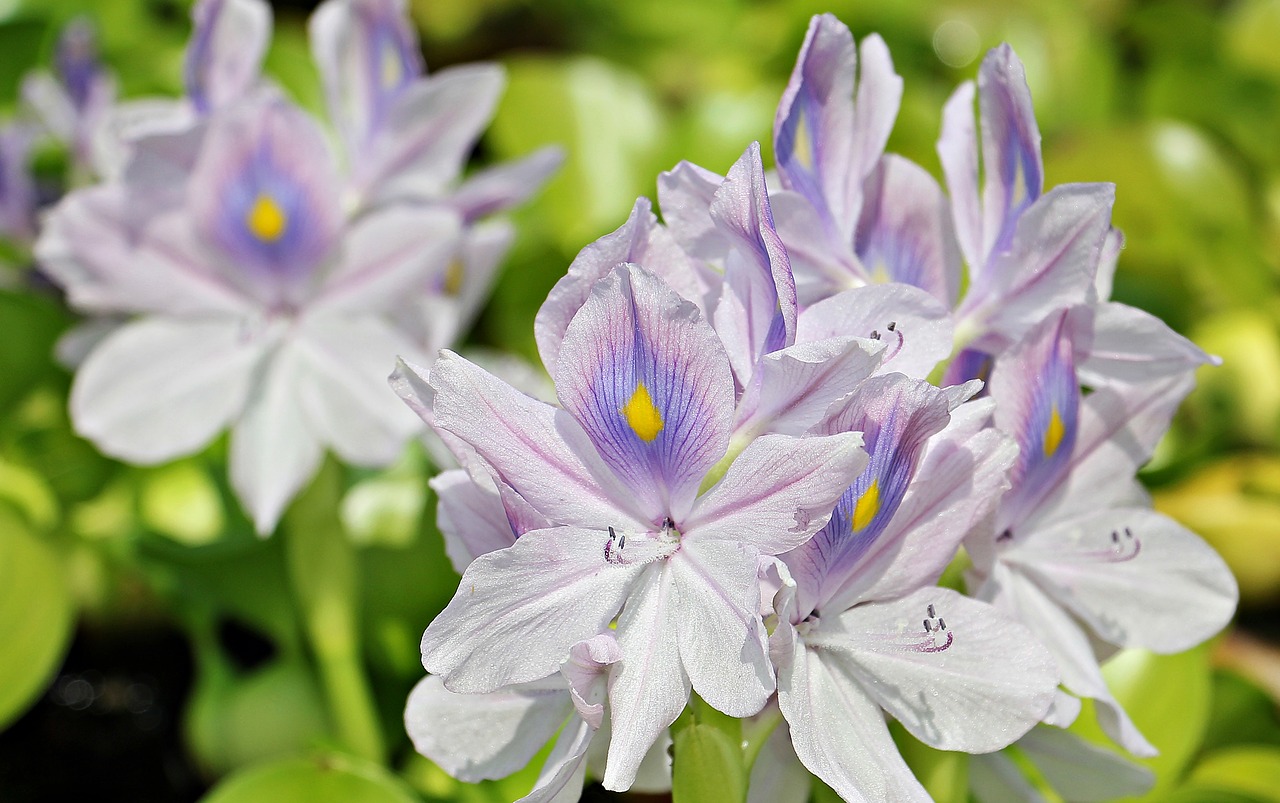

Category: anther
[887, 321, 897, 332]
[1111, 530, 1119, 544]
[927, 604, 936, 618]
[938, 618, 946, 630]
[923, 619, 932, 633]
[619, 533, 626, 549]
[870, 330, 881, 340]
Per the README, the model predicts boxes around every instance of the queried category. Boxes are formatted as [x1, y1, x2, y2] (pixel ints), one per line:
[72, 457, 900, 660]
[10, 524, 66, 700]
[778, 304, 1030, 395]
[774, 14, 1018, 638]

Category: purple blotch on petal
[555, 265, 734, 522]
[787, 375, 951, 616]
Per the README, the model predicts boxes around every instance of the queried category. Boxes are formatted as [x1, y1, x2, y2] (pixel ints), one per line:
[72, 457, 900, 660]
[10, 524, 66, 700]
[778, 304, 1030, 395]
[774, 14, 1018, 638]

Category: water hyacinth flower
[966, 309, 1237, 754]
[936, 44, 1116, 361]
[0, 123, 38, 245]
[761, 377, 1058, 801]
[38, 0, 555, 534]
[39, 93, 460, 533]
[397, 263, 866, 790]
[22, 17, 116, 179]
[405, 634, 674, 803]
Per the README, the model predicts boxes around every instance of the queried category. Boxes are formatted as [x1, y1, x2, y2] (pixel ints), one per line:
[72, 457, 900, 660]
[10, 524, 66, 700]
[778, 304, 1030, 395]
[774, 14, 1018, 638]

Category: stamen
[916, 603, 955, 653]
[1087, 527, 1142, 563]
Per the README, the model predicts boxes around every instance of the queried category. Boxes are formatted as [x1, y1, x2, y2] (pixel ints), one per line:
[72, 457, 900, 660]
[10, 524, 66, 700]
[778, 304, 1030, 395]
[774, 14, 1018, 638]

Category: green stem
[284, 460, 385, 764]
[741, 705, 783, 772]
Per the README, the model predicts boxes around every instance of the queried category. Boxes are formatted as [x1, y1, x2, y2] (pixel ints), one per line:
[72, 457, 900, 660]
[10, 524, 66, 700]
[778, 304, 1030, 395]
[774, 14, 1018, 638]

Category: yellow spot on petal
[1044, 405, 1065, 458]
[792, 112, 814, 170]
[869, 260, 892, 284]
[381, 44, 402, 89]
[622, 383, 664, 442]
[443, 259, 464, 296]
[851, 479, 880, 532]
[247, 194, 287, 242]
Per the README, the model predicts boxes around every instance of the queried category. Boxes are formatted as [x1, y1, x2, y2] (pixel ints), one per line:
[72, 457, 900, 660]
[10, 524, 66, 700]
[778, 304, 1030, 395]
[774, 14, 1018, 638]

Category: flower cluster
[36, 0, 558, 533]
[396, 14, 1237, 802]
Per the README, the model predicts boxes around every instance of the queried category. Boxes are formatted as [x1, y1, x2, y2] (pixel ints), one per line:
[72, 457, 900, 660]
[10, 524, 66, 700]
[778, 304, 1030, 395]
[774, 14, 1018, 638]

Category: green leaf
[0, 291, 68, 417]
[487, 56, 667, 253]
[200, 754, 421, 803]
[890, 721, 968, 803]
[1188, 746, 1280, 802]
[185, 655, 331, 777]
[0, 510, 74, 729]
[1069, 645, 1214, 798]
[140, 460, 225, 546]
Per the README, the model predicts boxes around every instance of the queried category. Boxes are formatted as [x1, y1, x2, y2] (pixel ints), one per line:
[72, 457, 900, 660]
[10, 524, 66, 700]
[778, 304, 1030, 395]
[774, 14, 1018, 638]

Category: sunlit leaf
[199, 753, 421, 803]
[0, 511, 74, 729]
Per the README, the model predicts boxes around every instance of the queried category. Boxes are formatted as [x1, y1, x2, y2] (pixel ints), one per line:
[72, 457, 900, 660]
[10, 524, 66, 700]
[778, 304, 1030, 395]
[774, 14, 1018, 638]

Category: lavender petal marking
[786, 375, 951, 616]
[991, 310, 1081, 530]
[942, 346, 993, 389]
[774, 14, 856, 238]
[311, 0, 424, 151]
[184, 0, 271, 114]
[56, 18, 103, 112]
[711, 143, 798, 363]
[978, 44, 1044, 261]
[555, 265, 734, 522]
[855, 154, 962, 306]
[188, 98, 342, 302]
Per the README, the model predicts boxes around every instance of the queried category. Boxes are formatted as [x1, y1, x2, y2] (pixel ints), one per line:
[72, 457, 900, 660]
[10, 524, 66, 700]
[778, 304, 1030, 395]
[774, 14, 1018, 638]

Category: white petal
[776, 621, 930, 802]
[311, 205, 461, 316]
[293, 314, 425, 466]
[982, 564, 1157, 757]
[428, 351, 649, 529]
[1005, 507, 1237, 654]
[452, 146, 564, 222]
[561, 633, 622, 730]
[70, 316, 265, 463]
[429, 468, 517, 573]
[687, 432, 866, 554]
[816, 586, 1057, 753]
[405, 675, 572, 783]
[673, 541, 773, 717]
[605, 562, 690, 791]
[422, 527, 642, 693]
[936, 81, 981, 271]
[746, 722, 812, 803]
[796, 282, 954, 380]
[1079, 301, 1215, 387]
[520, 716, 593, 803]
[1019, 725, 1155, 801]
[229, 338, 326, 535]
[969, 751, 1049, 803]
[356, 64, 505, 205]
[734, 336, 884, 437]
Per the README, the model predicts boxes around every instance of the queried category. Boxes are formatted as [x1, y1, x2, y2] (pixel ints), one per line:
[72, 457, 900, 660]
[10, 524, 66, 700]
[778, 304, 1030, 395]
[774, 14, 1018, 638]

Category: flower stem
[284, 459, 385, 764]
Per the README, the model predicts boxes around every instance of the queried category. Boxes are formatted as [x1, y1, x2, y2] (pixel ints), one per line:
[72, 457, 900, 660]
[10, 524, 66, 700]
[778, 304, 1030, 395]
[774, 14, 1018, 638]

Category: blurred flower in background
[34, 0, 557, 534]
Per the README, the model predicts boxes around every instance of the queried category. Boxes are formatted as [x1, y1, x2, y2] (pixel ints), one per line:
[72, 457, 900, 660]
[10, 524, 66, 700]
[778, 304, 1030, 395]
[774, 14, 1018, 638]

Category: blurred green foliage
[2, 0, 1280, 801]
